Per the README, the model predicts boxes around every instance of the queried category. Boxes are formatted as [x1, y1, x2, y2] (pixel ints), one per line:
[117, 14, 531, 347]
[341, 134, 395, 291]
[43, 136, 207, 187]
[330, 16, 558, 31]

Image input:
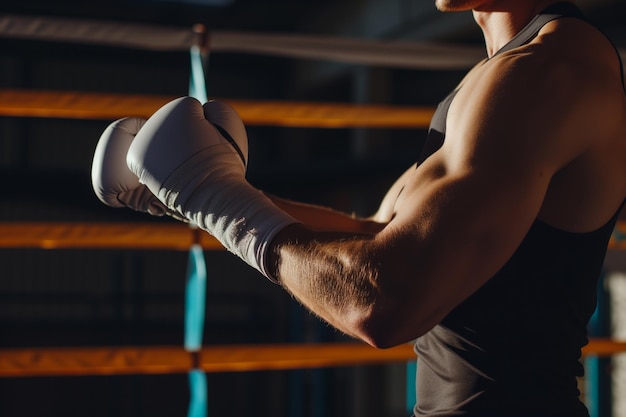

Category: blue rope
[185, 244, 208, 417]
[586, 272, 611, 417]
[406, 360, 417, 414]
[186, 40, 210, 417]
[184, 244, 207, 351]
[189, 45, 208, 104]
[187, 369, 209, 417]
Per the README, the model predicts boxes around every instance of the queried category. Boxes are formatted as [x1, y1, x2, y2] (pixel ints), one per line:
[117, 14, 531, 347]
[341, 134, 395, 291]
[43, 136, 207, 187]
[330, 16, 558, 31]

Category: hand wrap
[127, 97, 298, 280]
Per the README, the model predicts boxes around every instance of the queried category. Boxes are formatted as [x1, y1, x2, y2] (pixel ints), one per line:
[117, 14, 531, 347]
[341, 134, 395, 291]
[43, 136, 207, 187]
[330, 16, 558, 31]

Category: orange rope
[0, 222, 223, 251]
[611, 220, 626, 250]
[0, 339, 624, 378]
[1, 221, 624, 251]
[0, 343, 411, 378]
[0, 89, 434, 128]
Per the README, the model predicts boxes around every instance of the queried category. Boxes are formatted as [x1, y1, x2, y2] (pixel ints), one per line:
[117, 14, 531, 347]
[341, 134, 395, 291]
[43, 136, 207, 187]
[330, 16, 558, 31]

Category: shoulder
[446, 17, 624, 172]
[525, 16, 623, 112]
[533, 17, 622, 85]
[475, 15, 622, 108]
[533, 17, 626, 154]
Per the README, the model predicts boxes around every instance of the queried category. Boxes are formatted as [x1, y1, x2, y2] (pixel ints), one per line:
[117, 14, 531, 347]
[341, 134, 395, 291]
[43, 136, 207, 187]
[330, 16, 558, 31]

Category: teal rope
[186, 41, 210, 417]
[187, 369, 209, 417]
[189, 45, 208, 104]
[185, 244, 208, 417]
[406, 360, 417, 414]
[586, 272, 611, 417]
[184, 244, 207, 351]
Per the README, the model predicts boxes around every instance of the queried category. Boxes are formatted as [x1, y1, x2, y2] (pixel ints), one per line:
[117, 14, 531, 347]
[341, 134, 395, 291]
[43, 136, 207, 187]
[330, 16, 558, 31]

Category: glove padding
[127, 97, 298, 280]
[91, 117, 186, 222]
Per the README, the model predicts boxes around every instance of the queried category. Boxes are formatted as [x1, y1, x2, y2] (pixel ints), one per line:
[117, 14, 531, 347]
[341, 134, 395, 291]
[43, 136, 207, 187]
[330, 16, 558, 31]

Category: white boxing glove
[127, 96, 299, 280]
[91, 117, 186, 221]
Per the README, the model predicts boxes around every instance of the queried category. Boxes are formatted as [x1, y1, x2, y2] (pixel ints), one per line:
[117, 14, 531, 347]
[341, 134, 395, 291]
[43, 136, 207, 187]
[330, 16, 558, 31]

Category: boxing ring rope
[1, 221, 625, 251]
[0, 14, 485, 70]
[1, 14, 624, 71]
[0, 89, 436, 129]
[185, 42, 211, 417]
[1, 339, 625, 379]
[0, 222, 222, 250]
[0, 343, 415, 378]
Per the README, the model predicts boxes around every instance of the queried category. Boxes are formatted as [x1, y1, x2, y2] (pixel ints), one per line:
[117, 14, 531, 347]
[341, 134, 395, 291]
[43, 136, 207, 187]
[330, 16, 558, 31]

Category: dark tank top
[413, 3, 625, 416]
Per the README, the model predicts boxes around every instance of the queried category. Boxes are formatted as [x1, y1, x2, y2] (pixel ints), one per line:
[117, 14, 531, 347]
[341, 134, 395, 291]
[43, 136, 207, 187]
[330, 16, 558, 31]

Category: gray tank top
[413, 3, 624, 416]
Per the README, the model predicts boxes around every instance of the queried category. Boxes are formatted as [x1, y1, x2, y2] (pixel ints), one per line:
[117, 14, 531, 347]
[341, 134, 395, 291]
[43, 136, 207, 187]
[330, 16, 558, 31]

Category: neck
[473, 0, 570, 57]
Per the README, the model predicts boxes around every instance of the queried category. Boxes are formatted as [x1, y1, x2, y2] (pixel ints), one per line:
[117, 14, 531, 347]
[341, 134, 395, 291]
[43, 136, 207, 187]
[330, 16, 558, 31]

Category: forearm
[268, 223, 384, 343]
[265, 193, 385, 234]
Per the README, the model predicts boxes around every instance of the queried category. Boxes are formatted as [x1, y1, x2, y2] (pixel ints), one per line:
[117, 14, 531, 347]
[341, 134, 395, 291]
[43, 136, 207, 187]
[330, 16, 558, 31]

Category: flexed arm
[268, 29, 626, 347]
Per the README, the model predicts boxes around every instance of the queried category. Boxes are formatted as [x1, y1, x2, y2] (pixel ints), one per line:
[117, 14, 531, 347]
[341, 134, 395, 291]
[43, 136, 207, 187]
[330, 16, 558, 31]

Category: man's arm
[269, 146, 551, 347]
[268, 21, 621, 347]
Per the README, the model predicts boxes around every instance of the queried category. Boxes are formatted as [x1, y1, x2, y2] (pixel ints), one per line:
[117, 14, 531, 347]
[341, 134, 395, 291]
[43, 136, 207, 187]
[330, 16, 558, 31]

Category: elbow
[349, 268, 439, 348]
[350, 239, 439, 348]
[358, 327, 404, 350]
[349, 299, 436, 349]
[355, 316, 417, 349]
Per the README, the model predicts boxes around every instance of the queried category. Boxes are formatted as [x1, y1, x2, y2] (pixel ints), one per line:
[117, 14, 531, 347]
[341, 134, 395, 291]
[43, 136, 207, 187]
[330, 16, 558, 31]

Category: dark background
[0, 1, 624, 416]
